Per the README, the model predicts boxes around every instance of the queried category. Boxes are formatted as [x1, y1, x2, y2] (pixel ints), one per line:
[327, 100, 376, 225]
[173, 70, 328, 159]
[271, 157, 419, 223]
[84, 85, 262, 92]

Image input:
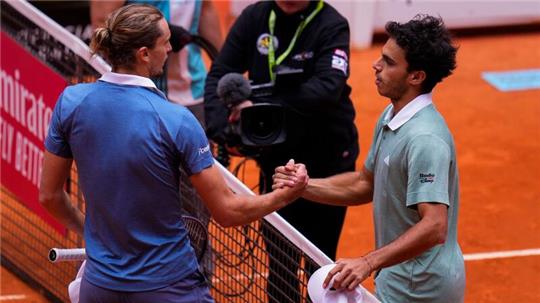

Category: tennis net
[0, 1, 378, 302]
[1, 0, 105, 302]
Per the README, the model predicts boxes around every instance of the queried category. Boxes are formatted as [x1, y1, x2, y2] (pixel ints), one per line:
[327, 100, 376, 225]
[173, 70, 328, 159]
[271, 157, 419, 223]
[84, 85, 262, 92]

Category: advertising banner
[1, 31, 67, 235]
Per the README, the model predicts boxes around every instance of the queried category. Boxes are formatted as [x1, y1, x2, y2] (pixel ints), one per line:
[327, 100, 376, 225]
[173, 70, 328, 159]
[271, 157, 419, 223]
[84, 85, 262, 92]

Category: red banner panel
[1, 31, 68, 235]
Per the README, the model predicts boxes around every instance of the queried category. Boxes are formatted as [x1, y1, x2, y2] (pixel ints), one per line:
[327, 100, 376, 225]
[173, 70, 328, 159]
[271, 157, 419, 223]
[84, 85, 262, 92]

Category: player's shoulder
[62, 82, 97, 96]
[148, 92, 189, 113]
[155, 103, 204, 146]
[152, 99, 197, 127]
[59, 82, 100, 107]
[407, 121, 454, 154]
[415, 105, 452, 135]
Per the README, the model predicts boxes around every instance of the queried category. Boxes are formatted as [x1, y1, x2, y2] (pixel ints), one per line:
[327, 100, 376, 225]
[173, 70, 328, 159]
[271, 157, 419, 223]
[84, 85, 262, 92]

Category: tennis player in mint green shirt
[273, 15, 465, 302]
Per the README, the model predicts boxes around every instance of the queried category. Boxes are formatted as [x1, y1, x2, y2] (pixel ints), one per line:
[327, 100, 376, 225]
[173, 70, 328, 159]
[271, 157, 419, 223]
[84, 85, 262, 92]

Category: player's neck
[391, 90, 422, 115]
[113, 65, 150, 79]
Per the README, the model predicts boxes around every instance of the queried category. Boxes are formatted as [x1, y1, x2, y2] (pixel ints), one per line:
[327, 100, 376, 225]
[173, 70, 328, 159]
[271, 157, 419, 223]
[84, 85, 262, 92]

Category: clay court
[2, 2, 539, 302]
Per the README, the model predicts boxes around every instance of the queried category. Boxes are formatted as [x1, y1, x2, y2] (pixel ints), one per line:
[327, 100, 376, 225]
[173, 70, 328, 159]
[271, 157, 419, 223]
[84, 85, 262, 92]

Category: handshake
[272, 159, 309, 195]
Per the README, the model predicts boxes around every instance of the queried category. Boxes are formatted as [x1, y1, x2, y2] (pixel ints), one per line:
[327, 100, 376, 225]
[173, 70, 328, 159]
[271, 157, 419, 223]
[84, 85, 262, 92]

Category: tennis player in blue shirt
[39, 4, 307, 303]
[274, 15, 465, 302]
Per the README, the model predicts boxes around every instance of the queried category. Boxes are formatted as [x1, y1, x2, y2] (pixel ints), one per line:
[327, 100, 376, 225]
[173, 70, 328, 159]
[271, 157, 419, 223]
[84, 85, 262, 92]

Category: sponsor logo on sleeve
[334, 49, 348, 60]
[419, 173, 435, 183]
[331, 48, 348, 75]
[198, 144, 210, 155]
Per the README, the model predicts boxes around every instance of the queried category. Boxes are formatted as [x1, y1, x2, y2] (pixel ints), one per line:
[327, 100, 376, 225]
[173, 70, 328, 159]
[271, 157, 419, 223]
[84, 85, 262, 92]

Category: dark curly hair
[385, 15, 458, 94]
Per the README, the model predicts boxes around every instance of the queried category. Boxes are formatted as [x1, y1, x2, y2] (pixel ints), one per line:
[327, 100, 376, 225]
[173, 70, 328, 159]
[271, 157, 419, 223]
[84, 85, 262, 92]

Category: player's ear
[136, 46, 150, 64]
[409, 70, 426, 86]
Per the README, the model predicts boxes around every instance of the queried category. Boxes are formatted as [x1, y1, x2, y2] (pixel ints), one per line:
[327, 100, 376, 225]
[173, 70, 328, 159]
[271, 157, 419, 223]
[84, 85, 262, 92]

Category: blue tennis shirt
[45, 72, 214, 291]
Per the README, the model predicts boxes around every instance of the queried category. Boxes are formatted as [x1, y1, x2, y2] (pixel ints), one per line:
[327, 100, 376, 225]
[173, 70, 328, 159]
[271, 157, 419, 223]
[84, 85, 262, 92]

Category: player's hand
[273, 159, 308, 202]
[272, 159, 307, 190]
[228, 100, 253, 123]
[323, 257, 372, 291]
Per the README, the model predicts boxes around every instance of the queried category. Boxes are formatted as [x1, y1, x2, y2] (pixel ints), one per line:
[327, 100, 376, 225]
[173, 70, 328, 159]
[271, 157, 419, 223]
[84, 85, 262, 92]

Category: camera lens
[240, 104, 286, 147]
[250, 114, 277, 140]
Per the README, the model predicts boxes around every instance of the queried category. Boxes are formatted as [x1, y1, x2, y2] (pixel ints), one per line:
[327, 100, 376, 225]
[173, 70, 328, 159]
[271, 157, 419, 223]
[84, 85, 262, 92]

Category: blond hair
[90, 4, 163, 69]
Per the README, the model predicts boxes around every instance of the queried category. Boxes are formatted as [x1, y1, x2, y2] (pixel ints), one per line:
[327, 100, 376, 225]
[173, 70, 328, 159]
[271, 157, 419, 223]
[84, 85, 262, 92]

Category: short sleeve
[405, 134, 451, 207]
[176, 113, 214, 175]
[45, 93, 73, 158]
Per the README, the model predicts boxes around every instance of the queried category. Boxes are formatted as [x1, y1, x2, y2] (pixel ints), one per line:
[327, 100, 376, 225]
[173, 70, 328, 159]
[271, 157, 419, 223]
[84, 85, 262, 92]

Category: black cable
[168, 23, 218, 60]
[191, 35, 218, 61]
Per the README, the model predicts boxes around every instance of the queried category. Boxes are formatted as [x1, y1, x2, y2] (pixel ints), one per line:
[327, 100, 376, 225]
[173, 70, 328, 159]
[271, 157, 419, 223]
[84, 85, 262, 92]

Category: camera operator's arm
[274, 19, 351, 111]
[204, 6, 256, 145]
[228, 100, 253, 123]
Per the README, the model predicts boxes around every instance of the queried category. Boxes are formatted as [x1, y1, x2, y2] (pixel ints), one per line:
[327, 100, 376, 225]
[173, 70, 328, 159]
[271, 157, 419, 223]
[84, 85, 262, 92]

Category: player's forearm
[303, 172, 373, 205]
[363, 210, 447, 273]
[193, 164, 304, 227]
[40, 191, 84, 236]
[217, 189, 292, 227]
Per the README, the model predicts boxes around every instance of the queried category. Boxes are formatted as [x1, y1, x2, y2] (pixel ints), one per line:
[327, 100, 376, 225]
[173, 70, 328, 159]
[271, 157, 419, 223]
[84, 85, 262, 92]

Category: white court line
[0, 294, 27, 301]
[208, 249, 540, 284]
[464, 248, 540, 261]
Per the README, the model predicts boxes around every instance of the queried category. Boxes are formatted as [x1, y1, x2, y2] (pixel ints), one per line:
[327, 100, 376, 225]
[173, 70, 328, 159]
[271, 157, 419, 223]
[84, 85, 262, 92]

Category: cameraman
[204, 1, 359, 301]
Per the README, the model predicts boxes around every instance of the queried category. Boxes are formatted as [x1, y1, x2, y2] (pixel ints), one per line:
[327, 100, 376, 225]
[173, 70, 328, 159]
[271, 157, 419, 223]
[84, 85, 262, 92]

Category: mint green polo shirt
[364, 94, 465, 302]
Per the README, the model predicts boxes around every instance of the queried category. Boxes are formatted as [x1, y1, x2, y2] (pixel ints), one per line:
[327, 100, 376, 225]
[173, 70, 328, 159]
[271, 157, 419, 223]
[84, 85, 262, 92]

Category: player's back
[52, 81, 200, 291]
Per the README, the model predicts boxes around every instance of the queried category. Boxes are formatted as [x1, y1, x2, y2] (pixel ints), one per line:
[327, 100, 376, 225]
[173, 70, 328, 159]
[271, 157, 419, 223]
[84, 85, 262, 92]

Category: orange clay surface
[2, 2, 539, 302]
